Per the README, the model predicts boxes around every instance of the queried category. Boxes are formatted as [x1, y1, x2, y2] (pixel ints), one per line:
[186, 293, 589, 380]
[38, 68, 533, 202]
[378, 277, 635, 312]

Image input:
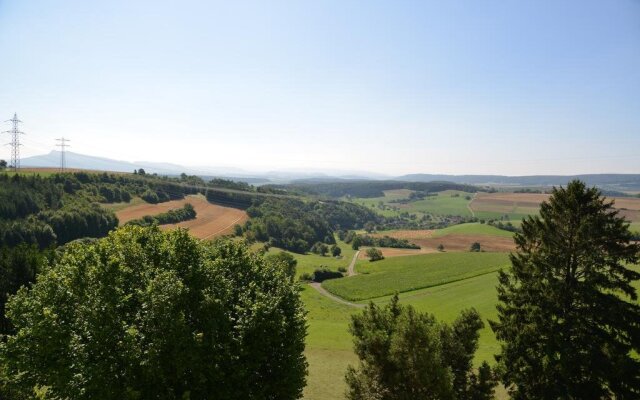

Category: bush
[366, 247, 384, 262]
[126, 204, 196, 227]
[331, 244, 342, 257]
[470, 242, 481, 252]
[299, 272, 313, 282]
[437, 244, 445, 252]
[141, 189, 160, 204]
[312, 267, 343, 282]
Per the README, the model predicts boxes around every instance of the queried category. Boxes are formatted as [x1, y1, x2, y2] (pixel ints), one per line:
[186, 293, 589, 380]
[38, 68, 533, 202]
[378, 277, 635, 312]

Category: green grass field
[431, 222, 515, 238]
[350, 190, 476, 218]
[101, 196, 146, 212]
[264, 237, 356, 278]
[401, 190, 474, 216]
[301, 267, 509, 400]
[322, 252, 510, 301]
[302, 285, 357, 399]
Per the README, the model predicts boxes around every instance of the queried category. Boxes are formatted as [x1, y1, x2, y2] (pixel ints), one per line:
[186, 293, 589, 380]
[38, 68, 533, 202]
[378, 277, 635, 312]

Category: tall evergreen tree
[491, 180, 640, 399]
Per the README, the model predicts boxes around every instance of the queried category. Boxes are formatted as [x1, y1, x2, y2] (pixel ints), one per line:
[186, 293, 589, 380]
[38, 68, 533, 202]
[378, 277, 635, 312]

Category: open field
[471, 192, 640, 222]
[301, 261, 512, 400]
[262, 236, 356, 278]
[115, 195, 248, 239]
[322, 252, 510, 301]
[373, 223, 516, 253]
[351, 190, 475, 218]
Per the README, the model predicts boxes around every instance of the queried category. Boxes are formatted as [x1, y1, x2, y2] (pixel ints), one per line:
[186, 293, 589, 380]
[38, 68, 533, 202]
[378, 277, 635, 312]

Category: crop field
[322, 252, 510, 301]
[373, 223, 516, 253]
[115, 195, 248, 239]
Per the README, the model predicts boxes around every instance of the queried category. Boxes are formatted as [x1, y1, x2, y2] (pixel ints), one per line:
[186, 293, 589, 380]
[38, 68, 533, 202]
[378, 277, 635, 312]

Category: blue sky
[1, 0, 638, 175]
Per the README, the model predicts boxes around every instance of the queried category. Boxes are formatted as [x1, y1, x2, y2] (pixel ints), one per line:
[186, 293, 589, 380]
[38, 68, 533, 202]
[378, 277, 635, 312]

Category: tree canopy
[1, 226, 308, 400]
[491, 180, 640, 399]
[346, 295, 495, 400]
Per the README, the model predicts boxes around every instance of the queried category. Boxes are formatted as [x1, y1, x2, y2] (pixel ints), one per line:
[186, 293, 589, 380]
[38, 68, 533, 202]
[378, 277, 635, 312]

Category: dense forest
[267, 179, 480, 198]
[242, 197, 381, 252]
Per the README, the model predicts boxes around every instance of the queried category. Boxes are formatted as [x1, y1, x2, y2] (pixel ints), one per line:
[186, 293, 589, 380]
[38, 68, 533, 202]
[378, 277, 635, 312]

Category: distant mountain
[21, 151, 269, 183]
[395, 174, 640, 191]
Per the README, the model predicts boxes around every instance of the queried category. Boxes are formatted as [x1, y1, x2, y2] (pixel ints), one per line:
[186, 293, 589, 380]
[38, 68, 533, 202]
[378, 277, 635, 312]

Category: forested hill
[0, 171, 265, 248]
[265, 180, 480, 198]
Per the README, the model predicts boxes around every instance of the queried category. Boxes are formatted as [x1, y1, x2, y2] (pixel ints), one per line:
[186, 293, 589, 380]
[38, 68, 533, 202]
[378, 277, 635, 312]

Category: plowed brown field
[367, 228, 516, 257]
[115, 195, 248, 239]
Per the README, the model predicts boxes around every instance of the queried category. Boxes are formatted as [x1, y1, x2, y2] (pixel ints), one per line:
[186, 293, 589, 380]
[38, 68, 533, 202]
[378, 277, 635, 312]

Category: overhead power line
[56, 137, 71, 172]
[3, 113, 24, 172]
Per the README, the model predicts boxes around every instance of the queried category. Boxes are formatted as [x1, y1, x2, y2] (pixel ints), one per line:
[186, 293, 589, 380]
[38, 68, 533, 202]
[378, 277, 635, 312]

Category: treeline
[338, 230, 420, 249]
[266, 179, 480, 198]
[241, 198, 381, 253]
[127, 204, 196, 227]
[0, 174, 118, 248]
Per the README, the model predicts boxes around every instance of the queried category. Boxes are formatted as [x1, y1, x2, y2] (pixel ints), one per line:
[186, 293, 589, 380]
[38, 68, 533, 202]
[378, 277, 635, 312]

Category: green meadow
[301, 258, 510, 400]
[322, 252, 510, 301]
[264, 237, 356, 278]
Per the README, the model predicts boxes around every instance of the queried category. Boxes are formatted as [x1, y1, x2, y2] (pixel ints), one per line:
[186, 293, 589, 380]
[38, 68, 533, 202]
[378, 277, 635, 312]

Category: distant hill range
[19, 151, 640, 191]
[396, 174, 640, 191]
[21, 151, 270, 184]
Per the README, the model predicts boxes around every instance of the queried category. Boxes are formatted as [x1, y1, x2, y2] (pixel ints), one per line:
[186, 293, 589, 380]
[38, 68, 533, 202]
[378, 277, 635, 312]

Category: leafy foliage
[244, 198, 379, 253]
[0, 245, 52, 335]
[346, 296, 495, 400]
[126, 204, 196, 227]
[1, 226, 308, 400]
[491, 180, 640, 399]
[365, 247, 384, 262]
[350, 234, 420, 250]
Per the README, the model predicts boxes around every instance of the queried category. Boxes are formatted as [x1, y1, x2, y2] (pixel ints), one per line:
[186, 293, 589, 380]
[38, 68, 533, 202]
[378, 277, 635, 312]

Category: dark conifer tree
[491, 180, 640, 399]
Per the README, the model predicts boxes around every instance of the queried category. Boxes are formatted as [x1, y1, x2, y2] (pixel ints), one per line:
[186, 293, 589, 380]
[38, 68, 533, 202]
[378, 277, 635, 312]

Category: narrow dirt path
[467, 192, 478, 217]
[308, 282, 364, 308]
[347, 250, 360, 277]
[307, 251, 363, 308]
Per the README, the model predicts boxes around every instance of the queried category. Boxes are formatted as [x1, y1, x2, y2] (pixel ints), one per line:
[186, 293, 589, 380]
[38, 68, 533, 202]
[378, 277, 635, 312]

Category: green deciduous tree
[346, 296, 495, 400]
[491, 180, 640, 399]
[1, 226, 307, 400]
[265, 250, 298, 279]
[366, 247, 384, 262]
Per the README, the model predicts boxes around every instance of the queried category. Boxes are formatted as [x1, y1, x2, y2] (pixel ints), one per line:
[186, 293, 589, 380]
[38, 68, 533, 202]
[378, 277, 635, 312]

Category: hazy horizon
[2, 1, 639, 175]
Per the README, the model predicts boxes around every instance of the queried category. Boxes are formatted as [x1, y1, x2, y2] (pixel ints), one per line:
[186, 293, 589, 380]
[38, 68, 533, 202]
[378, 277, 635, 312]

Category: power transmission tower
[55, 137, 71, 172]
[3, 113, 24, 172]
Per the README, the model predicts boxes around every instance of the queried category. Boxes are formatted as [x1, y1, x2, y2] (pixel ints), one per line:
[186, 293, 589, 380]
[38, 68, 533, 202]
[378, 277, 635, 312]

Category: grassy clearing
[629, 222, 640, 232]
[400, 190, 473, 216]
[301, 271, 510, 399]
[322, 252, 510, 301]
[301, 285, 357, 400]
[350, 189, 476, 218]
[101, 196, 146, 212]
[264, 238, 356, 278]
